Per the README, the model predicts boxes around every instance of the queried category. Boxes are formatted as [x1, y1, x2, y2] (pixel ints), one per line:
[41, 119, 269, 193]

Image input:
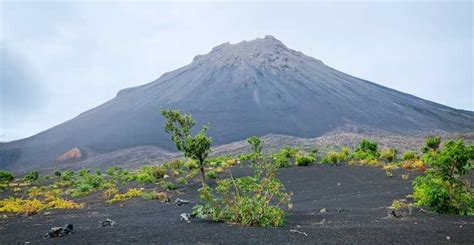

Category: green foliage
[177, 177, 187, 185]
[61, 170, 74, 181]
[184, 159, 198, 170]
[413, 139, 474, 215]
[160, 180, 177, 190]
[295, 153, 315, 166]
[272, 147, 297, 168]
[273, 153, 290, 168]
[320, 151, 339, 165]
[161, 108, 212, 185]
[193, 138, 292, 227]
[161, 109, 195, 152]
[70, 169, 105, 197]
[206, 170, 217, 180]
[380, 148, 398, 163]
[134, 166, 166, 184]
[247, 136, 262, 155]
[320, 147, 351, 165]
[71, 183, 93, 197]
[24, 171, 40, 183]
[422, 135, 441, 153]
[53, 170, 61, 178]
[0, 171, 14, 182]
[193, 159, 292, 227]
[402, 151, 418, 161]
[106, 167, 134, 184]
[353, 139, 380, 160]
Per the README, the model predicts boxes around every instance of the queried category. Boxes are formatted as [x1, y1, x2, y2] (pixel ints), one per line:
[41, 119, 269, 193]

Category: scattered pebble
[314, 218, 326, 225]
[337, 182, 341, 186]
[101, 218, 117, 227]
[446, 236, 451, 241]
[320, 208, 327, 213]
[44, 224, 73, 238]
[290, 229, 308, 237]
[175, 198, 190, 206]
[180, 213, 191, 223]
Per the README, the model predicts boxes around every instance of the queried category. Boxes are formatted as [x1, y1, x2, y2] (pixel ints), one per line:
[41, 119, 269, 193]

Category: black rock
[44, 224, 73, 238]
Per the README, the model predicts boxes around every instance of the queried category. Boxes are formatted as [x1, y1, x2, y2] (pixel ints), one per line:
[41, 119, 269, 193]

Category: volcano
[2, 35, 473, 171]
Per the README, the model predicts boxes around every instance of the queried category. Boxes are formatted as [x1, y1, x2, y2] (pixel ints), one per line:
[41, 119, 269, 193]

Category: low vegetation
[193, 136, 292, 227]
[0, 109, 472, 224]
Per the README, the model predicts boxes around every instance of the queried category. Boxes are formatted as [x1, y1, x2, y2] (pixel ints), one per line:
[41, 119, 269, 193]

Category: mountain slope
[2, 35, 473, 171]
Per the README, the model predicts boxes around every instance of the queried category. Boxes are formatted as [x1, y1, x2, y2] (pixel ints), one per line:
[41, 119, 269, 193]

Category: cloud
[0, 45, 44, 113]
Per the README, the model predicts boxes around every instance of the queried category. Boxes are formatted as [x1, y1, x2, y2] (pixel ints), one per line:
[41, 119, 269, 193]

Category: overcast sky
[0, 1, 472, 142]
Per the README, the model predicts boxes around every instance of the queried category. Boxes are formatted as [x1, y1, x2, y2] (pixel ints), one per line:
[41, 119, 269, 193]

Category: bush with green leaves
[106, 167, 134, 184]
[24, 171, 40, 183]
[61, 170, 74, 181]
[320, 147, 350, 165]
[134, 165, 166, 184]
[69, 169, 105, 197]
[402, 151, 418, 161]
[413, 139, 474, 215]
[206, 170, 217, 180]
[160, 180, 177, 190]
[353, 139, 380, 161]
[272, 147, 297, 168]
[380, 148, 398, 163]
[193, 136, 292, 227]
[0, 171, 14, 183]
[295, 153, 315, 166]
[422, 135, 441, 153]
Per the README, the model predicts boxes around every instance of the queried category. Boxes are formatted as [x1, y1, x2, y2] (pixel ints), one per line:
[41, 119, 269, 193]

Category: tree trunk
[199, 159, 206, 186]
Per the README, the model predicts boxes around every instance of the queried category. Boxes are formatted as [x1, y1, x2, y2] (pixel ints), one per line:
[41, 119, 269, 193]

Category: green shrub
[193, 136, 292, 227]
[141, 191, 158, 200]
[177, 177, 187, 185]
[272, 147, 298, 168]
[295, 153, 315, 166]
[134, 166, 165, 184]
[320, 151, 339, 165]
[206, 170, 217, 180]
[273, 153, 290, 168]
[71, 183, 93, 197]
[160, 180, 177, 190]
[0, 171, 14, 182]
[53, 170, 61, 178]
[193, 148, 292, 227]
[422, 135, 441, 153]
[380, 148, 398, 163]
[353, 139, 380, 161]
[321, 147, 351, 165]
[402, 151, 418, 161]
[184, 159, 198, 170]
[413, 139, 474, 215]
[24, 171, 40, 183]
[61, 170, 74, 181]
[106, 167, 133, 184]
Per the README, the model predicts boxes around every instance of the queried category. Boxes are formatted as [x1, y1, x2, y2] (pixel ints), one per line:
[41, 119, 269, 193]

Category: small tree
[161, 109, 212, 186]
[413, 139, 474, 215]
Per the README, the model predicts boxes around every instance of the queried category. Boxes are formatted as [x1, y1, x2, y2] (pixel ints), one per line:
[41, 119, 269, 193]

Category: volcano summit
[1, 35, 473, 171]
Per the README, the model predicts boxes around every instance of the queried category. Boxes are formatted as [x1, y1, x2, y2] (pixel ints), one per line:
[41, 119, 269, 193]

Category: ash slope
[2, 35, 473, 170]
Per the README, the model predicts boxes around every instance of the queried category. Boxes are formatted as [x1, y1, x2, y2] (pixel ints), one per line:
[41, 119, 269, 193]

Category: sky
[0, 1, 472, 142]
